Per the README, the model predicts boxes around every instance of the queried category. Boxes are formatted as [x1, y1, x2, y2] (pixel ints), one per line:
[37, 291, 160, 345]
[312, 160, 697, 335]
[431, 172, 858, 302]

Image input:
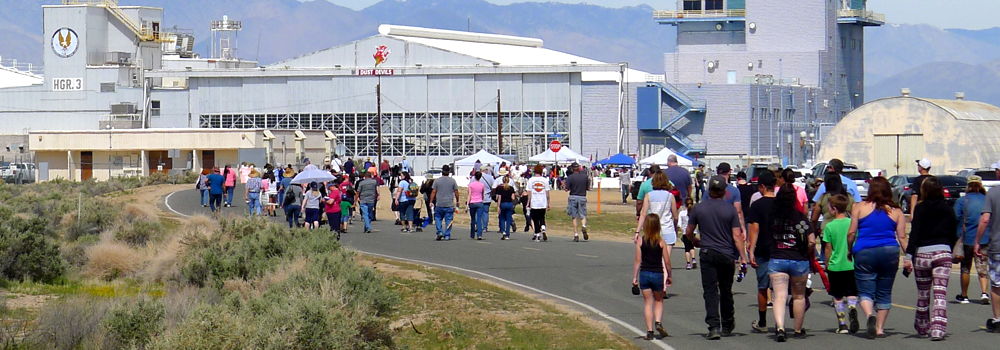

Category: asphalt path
[166, 187, 999, 349]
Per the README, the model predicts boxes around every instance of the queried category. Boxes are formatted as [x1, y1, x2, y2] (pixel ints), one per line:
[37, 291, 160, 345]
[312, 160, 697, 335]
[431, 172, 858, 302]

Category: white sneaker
[982, 293, 991, 305]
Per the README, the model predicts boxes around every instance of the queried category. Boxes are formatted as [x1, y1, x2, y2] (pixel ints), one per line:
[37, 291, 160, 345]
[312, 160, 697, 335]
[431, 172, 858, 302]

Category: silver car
[841, 170, 873, 199]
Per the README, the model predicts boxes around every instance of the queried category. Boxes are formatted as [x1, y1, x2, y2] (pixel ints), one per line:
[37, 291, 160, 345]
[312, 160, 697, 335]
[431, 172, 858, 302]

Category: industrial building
[0, 0, 648, 181]
[819, 92, 1000, 176]
[641, 0, 883, 165]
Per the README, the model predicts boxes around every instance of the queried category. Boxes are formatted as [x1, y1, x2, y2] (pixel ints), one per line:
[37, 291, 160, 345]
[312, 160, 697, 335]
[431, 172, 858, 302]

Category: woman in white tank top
[634, 172, 680, 245]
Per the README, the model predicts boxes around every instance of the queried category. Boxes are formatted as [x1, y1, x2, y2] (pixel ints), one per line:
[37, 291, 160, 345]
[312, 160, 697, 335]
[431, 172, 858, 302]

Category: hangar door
[874, 134, 924, 177]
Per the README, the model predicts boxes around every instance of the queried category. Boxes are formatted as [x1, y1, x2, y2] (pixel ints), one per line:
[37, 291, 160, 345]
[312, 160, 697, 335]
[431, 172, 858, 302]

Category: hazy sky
[324, 0, 1000, 30]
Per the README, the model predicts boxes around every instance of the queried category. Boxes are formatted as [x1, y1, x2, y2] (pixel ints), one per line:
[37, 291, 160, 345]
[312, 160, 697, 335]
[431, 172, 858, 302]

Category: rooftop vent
[900, 88, 911, 97]
[955, 92, 965, 100]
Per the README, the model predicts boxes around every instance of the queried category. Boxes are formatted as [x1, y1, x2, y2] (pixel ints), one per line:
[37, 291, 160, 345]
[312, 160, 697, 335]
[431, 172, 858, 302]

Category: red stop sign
[549, 140, 562, 152]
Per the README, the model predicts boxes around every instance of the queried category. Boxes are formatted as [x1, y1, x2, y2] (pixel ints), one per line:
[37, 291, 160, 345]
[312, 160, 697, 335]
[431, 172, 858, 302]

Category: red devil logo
[374, 45, 391, 66]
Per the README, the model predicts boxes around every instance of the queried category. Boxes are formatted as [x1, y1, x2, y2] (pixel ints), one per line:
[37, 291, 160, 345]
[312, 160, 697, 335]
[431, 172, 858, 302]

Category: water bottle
[736, 263, 747, 282]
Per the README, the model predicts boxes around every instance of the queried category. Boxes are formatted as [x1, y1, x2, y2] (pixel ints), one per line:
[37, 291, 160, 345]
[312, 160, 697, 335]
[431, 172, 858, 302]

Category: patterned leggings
[914, 250, 952, 338]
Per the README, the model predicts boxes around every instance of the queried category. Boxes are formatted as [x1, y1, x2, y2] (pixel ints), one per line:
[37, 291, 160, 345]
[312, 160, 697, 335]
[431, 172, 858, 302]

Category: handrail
[653, 9, 746, 19]
[61, 0, 118, 6]
[60, 0, 172, 42]
[837, 9, 885, 23]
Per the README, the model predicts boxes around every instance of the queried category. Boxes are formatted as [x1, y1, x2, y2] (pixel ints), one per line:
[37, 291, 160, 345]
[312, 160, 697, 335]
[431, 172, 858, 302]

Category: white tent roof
[455, 149, 506, 166]
[639, 148, 693, 167]
[529, 147, 589, 164]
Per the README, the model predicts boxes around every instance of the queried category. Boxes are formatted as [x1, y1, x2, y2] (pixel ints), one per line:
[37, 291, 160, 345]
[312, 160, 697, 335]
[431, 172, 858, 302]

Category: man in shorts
[565, 163, 591, 242]
[746, 171, 776, 333]
[975, 162, 1000, 332]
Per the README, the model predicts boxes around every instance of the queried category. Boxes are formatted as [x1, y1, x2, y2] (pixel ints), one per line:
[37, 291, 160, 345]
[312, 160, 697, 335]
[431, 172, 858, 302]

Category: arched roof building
[819, 95, 1000, 176]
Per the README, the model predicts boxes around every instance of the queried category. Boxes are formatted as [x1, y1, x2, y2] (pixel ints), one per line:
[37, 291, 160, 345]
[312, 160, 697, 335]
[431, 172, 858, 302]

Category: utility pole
[376, 78, 382, 165]
[497, 89, 502, 154]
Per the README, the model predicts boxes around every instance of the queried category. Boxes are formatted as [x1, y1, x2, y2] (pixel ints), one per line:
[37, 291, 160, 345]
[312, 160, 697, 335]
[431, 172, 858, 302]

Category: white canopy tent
[639, 148, 694, 167]
[529, 147, 589, 164]
[454, 149, 507, 178]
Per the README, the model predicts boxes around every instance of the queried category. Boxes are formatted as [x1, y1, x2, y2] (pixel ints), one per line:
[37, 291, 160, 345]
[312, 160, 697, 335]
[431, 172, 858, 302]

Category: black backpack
[283, 186, 300, 207]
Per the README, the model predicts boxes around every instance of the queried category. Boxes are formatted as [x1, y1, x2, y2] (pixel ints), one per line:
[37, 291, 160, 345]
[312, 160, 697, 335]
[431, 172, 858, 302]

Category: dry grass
[121, 203, 158, 224]
[84, 242, 144, 281]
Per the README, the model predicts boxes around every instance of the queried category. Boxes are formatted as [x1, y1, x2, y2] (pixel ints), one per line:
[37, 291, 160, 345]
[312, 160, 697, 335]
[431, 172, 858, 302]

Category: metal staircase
[639, 82, 707, 155]
[62, 0, 167, 42]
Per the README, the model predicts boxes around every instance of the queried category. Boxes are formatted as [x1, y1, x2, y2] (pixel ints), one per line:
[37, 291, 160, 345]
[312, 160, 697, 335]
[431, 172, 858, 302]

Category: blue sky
[324, 0, 1000, 30]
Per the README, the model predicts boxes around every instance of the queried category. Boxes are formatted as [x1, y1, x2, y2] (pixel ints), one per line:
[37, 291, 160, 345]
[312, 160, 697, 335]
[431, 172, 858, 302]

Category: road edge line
[164, 191, 191, 218]
[361, 251, 675, 350]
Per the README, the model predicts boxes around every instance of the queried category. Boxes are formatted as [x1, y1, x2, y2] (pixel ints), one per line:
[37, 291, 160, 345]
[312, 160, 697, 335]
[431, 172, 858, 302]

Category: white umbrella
[290, 164, 335, 185]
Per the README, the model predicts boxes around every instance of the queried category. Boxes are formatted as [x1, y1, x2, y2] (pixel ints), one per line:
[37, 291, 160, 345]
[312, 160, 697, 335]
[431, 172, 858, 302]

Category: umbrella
[290, 164, 335, 185]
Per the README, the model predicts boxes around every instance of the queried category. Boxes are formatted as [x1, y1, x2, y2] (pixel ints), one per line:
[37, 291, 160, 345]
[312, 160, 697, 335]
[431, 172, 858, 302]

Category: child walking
[822, 194, 860, 334]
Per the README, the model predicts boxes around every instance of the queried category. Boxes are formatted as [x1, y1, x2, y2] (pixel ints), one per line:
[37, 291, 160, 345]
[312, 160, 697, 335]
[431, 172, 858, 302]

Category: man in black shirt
[746, 171, 777, 333]
[909, 158, 933, 215]
[685, 175, 749, 340]
[565, 163, 591, 241]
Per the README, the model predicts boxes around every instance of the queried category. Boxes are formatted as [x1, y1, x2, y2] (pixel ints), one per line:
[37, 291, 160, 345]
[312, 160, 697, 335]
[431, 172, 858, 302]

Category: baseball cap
[709, 175, 729, 192]
[916, 158, 932, 169]
[716, 162, 732, 174]
[968, 175, 983, 184]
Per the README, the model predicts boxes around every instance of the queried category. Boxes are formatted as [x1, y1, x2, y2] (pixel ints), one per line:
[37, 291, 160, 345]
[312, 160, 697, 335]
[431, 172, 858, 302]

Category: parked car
[956, 168, 1000, 192]
[1, 163, 35, 184]
[888, 174, 919, 213]
[936, 175, 968, 207]
[841, 170, 873, 199]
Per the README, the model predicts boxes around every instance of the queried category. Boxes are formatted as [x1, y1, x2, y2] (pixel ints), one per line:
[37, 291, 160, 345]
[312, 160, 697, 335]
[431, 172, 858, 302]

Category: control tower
[639, 0, 883, 165]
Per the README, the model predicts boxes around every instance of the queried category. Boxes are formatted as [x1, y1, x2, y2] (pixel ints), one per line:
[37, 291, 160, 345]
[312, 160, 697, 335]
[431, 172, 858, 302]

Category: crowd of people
[192, 154, 1000, 343]
[630, 157, 1000, 343]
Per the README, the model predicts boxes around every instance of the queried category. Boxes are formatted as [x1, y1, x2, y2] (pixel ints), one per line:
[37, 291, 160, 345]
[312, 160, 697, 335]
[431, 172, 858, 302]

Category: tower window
[683, 0, 701, 10]
[705, 0, 723, 10]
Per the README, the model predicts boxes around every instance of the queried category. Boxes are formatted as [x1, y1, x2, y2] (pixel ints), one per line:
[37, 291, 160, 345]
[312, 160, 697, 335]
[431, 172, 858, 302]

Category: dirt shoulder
[359, 255, 639, 350]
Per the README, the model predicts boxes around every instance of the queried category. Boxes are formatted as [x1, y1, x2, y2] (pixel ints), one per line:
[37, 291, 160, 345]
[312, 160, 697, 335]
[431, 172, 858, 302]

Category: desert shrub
[0, 301, 31, 350]
[102, 297, 164, 349]
[0, 228, 65, 283]
[113, 220, 165, 247]
[61, 234, 101, 268]
[179, 218, 339, 288]
[31, 297, 114, 349]
[85, 242, 143, 280]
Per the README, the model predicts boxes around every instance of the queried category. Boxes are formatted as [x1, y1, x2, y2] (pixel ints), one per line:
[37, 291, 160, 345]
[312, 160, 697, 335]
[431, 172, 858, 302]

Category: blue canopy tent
[596, 153, 636, 167]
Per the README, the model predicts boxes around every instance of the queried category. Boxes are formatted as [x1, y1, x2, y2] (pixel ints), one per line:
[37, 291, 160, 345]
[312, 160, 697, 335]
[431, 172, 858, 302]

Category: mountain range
[2, 0, 999, 105]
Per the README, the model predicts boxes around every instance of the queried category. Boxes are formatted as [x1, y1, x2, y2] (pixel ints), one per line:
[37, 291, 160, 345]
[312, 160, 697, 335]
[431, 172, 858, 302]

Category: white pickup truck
[956, 168, 1000, 192]
[1, 163, 36, 184]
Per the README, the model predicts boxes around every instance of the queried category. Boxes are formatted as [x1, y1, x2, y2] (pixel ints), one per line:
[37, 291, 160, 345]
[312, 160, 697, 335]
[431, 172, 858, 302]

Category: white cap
[916, 158, 932, 169]
[992, 162, 1000, 170]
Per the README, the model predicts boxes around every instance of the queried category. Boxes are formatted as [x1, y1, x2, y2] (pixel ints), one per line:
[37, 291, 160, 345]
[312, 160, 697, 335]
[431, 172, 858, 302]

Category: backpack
[405, 181, 419, 198]
[283, 186, 300, 207]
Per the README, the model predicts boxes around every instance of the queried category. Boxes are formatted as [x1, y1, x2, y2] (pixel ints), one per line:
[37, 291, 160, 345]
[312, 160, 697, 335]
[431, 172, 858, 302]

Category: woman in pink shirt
[223, 165, 237, 207]
[467, 171, 487, 240]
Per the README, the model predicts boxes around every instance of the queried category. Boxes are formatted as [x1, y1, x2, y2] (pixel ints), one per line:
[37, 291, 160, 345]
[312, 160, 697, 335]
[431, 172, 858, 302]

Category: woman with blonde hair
[632, 213, 672, 341]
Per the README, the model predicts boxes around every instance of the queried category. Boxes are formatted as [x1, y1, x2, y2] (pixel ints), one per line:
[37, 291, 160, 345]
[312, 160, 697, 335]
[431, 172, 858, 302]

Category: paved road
[166, 188, 998, 349]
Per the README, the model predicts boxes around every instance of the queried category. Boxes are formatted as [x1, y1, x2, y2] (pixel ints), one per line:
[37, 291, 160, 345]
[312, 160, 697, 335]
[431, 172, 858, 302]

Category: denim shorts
[638, 270, 664, 291]
[567, 195, 587, 218]
[767, 258, 810, 277]
[990, 253, 1000, 288]
[754, 257, 771, 289]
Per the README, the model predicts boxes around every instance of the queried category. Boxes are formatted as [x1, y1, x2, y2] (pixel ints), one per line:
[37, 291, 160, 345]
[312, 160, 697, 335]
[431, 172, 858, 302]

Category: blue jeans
[277, 189, 285, 209]
[469, 202, 484, 238]
[200, 189, 209, 206]
[482, 202, 492, 231]
[360, 203, 374, 232]
[285, 204, 301, 228]
[854, 245, 900, 310]
[247, 192, 261, 216]
[225, 186, 235, 205]
[209, 193, 223, 212]
[434, 207, 455, 238]
[639, 270, 665, 291]
[498, 202, 515, 236]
